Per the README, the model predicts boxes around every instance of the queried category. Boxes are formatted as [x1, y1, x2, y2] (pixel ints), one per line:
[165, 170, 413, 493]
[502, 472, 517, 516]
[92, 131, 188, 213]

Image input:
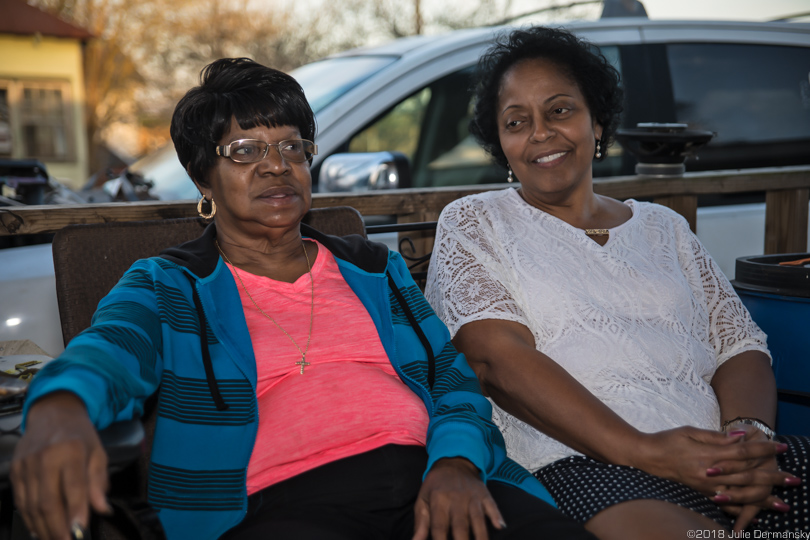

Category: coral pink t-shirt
[225, 240, 429, 495]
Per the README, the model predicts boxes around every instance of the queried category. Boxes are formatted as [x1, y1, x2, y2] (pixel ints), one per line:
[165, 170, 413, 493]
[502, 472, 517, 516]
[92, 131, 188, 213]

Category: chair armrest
[0, 415, 145, 491]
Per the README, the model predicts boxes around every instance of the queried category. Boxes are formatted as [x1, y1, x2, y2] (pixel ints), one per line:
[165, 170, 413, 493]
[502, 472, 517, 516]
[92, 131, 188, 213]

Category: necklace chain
[215, 239, 314, 374]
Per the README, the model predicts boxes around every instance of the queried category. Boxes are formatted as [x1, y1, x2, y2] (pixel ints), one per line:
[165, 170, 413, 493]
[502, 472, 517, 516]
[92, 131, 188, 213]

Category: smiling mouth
[534, 152, 567, 164]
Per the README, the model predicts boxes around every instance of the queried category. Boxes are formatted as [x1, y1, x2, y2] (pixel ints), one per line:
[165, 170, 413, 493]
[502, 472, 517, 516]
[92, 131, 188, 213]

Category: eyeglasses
[215, 139, 317, 164]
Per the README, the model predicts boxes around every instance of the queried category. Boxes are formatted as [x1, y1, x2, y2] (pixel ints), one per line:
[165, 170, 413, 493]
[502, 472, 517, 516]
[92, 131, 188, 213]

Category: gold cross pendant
[295, 356, 311, 374]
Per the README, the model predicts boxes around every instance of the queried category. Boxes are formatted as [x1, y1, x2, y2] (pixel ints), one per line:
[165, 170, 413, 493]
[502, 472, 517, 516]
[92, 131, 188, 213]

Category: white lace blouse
[425, 188, 770, 472]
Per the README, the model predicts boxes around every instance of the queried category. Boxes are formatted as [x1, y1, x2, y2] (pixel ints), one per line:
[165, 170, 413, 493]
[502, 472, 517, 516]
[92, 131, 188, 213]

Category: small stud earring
[594, 139, 602, 159]
[507, 166, 514, 183]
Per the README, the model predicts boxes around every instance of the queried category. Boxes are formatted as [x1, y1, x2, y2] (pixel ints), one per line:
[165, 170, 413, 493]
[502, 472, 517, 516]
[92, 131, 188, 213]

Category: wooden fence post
[652, 195, 698, 233]
[765, 188, 810, 254]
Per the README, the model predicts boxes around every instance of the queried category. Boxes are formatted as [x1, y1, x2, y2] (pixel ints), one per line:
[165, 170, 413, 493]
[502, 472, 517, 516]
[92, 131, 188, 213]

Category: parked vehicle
[306, 18, 810, 190]
[80, 145, 200, 203]
[0, 159, 84, 208]
[100, 18, 810, 196]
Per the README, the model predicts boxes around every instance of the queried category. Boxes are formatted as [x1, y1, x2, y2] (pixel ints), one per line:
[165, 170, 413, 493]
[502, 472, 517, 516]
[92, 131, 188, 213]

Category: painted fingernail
[777, 443, 789, 452]
[785, 476, 802, 486]
[706, 467, 722, 477]
[728, 430, 747, 437]
[773, 501, 791, 512]
[500, 519, 508, 528]
[713, 494, 731, 503]
[71, 522, 87, 540]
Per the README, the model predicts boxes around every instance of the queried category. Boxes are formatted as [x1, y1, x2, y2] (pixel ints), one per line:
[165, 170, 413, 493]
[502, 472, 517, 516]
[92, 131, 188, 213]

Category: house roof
[0, 0, 93, 40]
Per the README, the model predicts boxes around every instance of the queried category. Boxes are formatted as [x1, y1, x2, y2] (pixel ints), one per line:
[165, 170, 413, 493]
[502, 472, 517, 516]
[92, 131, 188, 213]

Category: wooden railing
[1, 165, 808, 254]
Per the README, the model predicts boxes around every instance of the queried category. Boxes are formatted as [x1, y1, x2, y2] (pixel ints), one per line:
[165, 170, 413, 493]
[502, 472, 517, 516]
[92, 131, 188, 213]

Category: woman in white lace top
[425, 26, 809, 540]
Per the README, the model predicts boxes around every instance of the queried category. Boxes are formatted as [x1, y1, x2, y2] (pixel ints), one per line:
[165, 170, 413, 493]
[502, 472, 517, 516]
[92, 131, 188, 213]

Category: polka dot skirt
[758, 435, 810, 532]
[534, 435, 810, 532]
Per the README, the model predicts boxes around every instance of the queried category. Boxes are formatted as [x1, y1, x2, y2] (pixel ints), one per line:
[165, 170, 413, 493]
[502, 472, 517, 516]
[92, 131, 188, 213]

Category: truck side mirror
[318, 152, 411, 192]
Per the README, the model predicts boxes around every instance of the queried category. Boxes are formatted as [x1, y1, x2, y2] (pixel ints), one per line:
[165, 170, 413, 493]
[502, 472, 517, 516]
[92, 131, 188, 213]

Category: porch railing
[1, 165, 808, 255]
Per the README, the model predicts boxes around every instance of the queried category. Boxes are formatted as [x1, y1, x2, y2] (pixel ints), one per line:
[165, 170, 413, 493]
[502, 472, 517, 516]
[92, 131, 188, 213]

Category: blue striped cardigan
[25, 223, 553, 539]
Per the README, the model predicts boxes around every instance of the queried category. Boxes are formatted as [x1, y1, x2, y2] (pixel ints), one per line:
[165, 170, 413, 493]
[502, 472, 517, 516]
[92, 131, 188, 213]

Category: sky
[410, 0, 810, 35]
[637, 0, 809, 21]
[499, 0, 810, 23]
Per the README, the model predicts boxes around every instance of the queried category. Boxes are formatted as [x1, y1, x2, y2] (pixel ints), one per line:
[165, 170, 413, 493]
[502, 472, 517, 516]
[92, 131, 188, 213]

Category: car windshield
[292, 55, 397, 113]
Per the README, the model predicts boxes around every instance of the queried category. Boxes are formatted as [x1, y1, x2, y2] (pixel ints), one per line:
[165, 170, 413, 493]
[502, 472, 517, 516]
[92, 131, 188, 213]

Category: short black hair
[170, 57, 316, 187]
[470, 26, 623, 169]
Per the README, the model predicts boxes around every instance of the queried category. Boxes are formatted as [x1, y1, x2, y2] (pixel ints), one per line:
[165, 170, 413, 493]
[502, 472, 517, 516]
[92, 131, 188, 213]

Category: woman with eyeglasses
[10, 58, 593, 540]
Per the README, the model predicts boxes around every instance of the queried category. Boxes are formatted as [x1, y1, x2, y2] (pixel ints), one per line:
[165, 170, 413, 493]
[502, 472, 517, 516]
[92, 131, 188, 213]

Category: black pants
[220, 444, 594, 540]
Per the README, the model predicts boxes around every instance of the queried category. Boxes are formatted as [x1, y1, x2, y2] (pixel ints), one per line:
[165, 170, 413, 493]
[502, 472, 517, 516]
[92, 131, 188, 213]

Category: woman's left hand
[711, 426, 796, 531]
[412, 457, 505, 540]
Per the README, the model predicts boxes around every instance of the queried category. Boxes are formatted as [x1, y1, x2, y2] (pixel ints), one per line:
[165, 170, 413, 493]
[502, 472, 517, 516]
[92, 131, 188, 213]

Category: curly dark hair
[170, 57, 316, 188]
[470, 26, 623, 169]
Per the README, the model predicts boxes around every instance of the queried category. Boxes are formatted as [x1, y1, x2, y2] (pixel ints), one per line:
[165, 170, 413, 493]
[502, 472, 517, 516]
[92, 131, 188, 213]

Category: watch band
[722, 416, 775, 440]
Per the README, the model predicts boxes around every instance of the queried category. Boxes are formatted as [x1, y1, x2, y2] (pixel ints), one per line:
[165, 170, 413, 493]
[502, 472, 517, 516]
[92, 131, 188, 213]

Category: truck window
[668, 43, 810, 144]
[347, 67, 502, 188]
[348, 87, 431, 160]
[666, 42, 810, 172]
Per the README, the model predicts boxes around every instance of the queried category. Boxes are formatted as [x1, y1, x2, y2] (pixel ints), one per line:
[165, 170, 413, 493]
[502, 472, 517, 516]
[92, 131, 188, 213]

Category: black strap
[387, 273, 435, 390]
[184, 274, 228, 411]
[90, 497, 167, 540]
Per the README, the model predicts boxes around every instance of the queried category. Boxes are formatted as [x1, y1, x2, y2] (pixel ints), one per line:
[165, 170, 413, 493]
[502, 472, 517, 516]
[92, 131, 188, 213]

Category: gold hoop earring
[507, 166, 514, 183]
[198, 196, 216, 219]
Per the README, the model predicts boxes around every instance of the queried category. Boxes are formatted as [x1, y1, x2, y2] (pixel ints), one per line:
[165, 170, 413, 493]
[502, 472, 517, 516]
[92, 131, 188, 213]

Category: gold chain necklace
[215, 239, 314, 374]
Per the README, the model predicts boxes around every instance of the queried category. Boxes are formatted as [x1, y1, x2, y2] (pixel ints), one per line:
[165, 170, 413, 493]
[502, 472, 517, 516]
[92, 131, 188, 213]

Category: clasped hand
[709, 426, 796, 530]
[637, 426, 797, 530]
[413, 457, 505, 540]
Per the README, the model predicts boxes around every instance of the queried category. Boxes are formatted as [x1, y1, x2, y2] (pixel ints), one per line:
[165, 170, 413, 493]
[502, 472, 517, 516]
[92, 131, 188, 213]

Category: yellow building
[0, 0, 92, 188]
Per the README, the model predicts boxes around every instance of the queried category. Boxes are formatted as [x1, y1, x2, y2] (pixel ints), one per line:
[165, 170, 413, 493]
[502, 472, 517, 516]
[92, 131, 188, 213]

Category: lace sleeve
[425, 198, 528, 338]
[678, 218, 770, 367]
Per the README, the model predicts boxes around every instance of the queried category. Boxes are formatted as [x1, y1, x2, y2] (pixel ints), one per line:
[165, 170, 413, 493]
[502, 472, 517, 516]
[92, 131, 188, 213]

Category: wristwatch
[722, 417, 775, 440]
